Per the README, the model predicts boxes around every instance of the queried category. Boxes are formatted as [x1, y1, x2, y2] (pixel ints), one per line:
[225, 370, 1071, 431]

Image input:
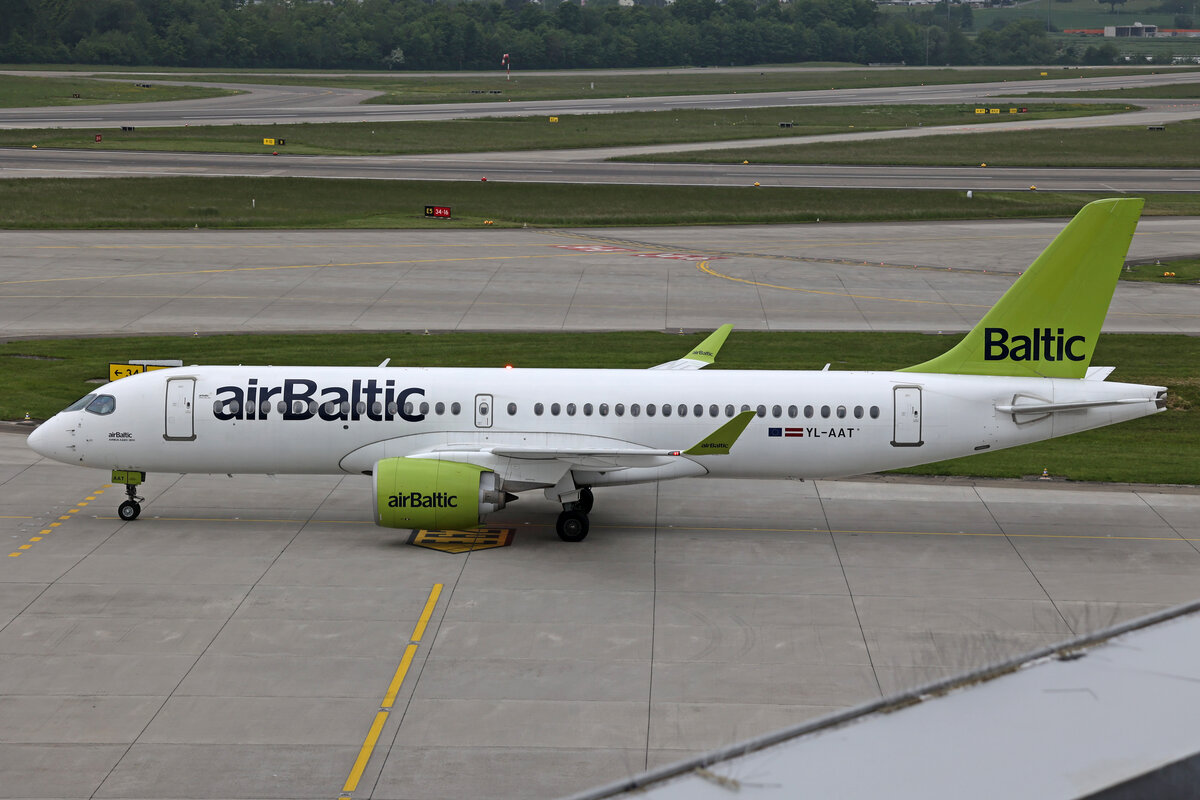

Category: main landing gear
[112, 470, 145, 521]
[555, 487, 593, 542]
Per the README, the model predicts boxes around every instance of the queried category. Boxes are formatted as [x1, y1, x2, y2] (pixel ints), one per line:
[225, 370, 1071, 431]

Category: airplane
[27, 198, 1165, 542]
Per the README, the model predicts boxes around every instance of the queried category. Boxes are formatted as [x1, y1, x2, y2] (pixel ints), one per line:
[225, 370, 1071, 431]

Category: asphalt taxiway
[1, 221, 1197, 340]
[2, 68, 1199, 128]
[4, 434, 1199, 799]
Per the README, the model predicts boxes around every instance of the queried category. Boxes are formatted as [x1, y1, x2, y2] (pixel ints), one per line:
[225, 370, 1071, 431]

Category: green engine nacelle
[373, 457, 507, 530]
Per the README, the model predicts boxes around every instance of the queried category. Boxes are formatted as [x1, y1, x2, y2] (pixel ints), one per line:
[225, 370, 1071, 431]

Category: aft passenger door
[891, 386, 923, 447]
[474, 393, 493, 429]
[164, 378, 196, 441]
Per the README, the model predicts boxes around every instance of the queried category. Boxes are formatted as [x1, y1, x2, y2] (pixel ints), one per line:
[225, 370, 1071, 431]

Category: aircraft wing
[422, 411, 757, 473]
[490, 410, 755, 461]
[650, 324, 733, 370]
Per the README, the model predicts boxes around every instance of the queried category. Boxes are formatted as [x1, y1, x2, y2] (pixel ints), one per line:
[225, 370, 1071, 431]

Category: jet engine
[372, 458, 513, 530]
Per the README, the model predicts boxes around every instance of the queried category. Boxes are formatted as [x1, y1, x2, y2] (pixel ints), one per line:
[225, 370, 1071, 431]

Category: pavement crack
[814, 481, 883, 698]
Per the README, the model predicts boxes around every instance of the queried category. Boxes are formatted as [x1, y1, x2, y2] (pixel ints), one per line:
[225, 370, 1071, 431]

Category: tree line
[0, 0, 1122, 69]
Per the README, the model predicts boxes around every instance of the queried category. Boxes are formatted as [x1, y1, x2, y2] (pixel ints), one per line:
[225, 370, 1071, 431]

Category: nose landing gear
[112, 470, 145, 521]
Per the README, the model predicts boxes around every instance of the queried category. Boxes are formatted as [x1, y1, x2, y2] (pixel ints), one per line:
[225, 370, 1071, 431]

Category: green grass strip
[4, 330, 1196, 485]
[626, 118, 1200, 168]
[1, 103, 1131, 156]
[3, 178, 1200, 229]
[0, 75, 238, 108]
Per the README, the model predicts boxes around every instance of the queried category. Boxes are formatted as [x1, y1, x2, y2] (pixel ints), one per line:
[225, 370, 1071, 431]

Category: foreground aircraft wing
[650, 324, 733, 370]
[440, 411, 757, 469]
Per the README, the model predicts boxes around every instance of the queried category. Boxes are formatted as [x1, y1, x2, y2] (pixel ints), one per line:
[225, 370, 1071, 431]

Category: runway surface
[7, 147, 1200, 193]
[1, 221, 1197, 340]
[4, 434, 1199, 799]
[3, 69, 1199, 128]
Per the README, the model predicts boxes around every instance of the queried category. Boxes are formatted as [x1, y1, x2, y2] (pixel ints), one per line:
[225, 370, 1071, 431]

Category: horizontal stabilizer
[996, 398, 1152, 415]
[1085, 366, 1116, 381]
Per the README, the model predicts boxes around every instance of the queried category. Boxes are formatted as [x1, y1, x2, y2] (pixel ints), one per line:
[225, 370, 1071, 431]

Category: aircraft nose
[26, 418, 63, 461]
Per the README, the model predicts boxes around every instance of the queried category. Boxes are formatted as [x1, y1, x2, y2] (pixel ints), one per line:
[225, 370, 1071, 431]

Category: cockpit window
[64, 394, 97, 412]
[85, 395, 116, 416]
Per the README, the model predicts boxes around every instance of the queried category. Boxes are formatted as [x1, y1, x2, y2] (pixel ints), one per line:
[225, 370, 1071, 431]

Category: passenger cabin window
[631, 404, 641, 417]
[535, 402, 544, 416]
[551, 403, 561, 416]
[566, 403, 576, 416]
[646, 404, 656, 417]
[756, 405, 766, 418]
[821, 405, 831, 419]
[724, 404, 735, 417]
[451, 402, 462, 415]
[693, 404, 703, 417]
[85, 395, 116, 416]
[772, 405, 782, 418]
[615, 403, 625, 417]
[387, 402, 398, 415]
[870, 405, 880, 419]
[435, 402, 446, 415]
[836, 405, 846, 419]
[804, 405, 814, 418]
[599, 403, 609, 416]
[65, 394, 96, 412]
[660, 404, 670, 417]
[788, 405, 798, 418]
[710, 404, 719, 417]
[583, 403, 593, 416]
[853, 406, 864, 419]
[507, 402, 517, 415]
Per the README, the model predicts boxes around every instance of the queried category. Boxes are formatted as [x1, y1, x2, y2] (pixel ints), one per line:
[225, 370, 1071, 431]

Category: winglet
[683, 410, 756, 456]
[651, 324, 734, 371]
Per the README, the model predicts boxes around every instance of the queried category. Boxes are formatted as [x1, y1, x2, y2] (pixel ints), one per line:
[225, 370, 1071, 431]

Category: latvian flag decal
[768, 428, 804, 438]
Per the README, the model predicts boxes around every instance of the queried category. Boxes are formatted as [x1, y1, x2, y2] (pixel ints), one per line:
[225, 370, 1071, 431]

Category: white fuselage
[28, 365, 1164, 488]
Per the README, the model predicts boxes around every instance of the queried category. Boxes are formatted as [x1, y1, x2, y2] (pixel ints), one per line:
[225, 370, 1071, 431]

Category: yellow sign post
[108, 363, 176, 381]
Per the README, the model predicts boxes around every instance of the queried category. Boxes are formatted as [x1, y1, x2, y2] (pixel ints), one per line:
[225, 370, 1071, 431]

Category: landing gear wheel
[575, 487, 594, 514]
[556, 510, 589, 542]
[118, 500, 141, 521]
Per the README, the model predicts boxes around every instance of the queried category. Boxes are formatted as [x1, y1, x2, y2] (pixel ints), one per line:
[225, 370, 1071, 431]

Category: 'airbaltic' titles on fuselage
[213, 378, 426, 422]
[984, 328, 1086, 362]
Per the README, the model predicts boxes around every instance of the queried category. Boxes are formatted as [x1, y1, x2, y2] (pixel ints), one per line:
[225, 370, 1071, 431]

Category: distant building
[1104, 22, 1157, 36]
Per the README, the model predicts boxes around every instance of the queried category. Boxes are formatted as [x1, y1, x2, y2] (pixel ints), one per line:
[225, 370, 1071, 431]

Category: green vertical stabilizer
[902, 198, 1143, 379]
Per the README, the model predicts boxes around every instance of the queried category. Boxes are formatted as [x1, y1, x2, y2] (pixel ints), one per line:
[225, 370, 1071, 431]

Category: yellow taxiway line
[339, 582, 443, 798]
[8, 486, 107, 558]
